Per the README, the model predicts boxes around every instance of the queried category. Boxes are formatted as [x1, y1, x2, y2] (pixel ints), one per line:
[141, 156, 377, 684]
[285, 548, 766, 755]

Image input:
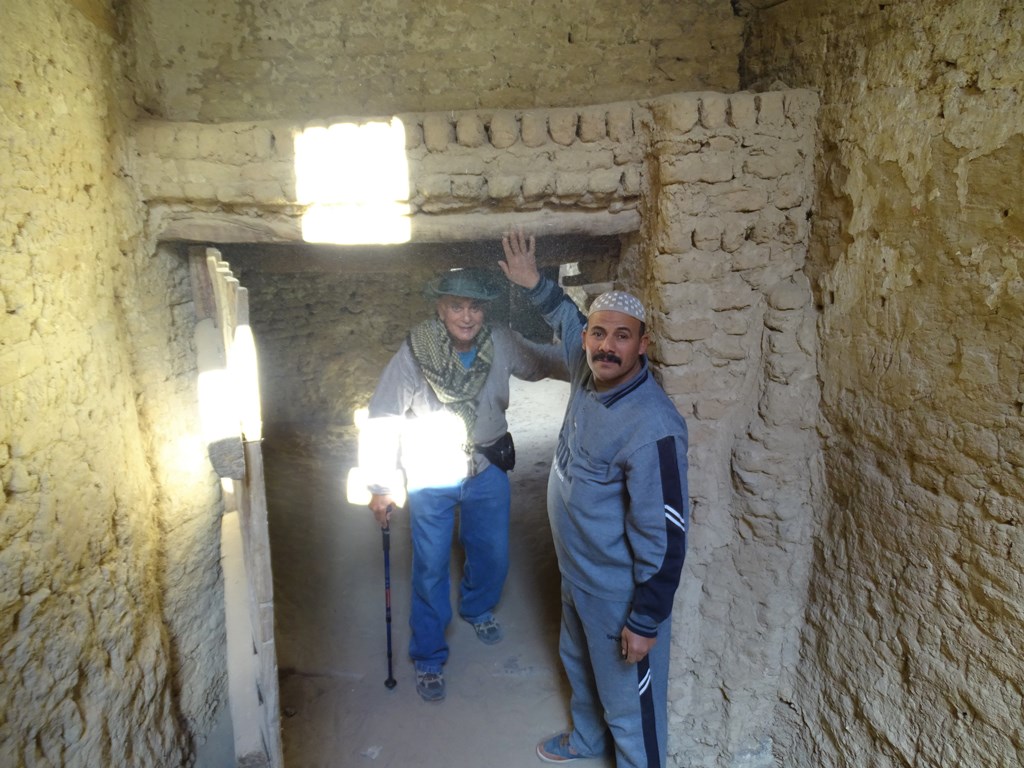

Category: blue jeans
[407, 464, 511, 671]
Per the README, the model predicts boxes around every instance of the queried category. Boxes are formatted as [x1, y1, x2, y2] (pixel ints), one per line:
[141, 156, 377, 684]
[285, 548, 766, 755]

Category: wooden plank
[237, 288, 251, 326]
[191, 247, 283, 768]
[219, 233, 624, 275]
[241, 443, 276, 607]
[157, 207, 639, 245]
[221, 511, 267, 764]
[189, 247, 218, 321]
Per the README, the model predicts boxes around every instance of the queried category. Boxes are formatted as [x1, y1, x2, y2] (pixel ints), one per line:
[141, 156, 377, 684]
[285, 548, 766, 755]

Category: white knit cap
[587, 290, 646, 323]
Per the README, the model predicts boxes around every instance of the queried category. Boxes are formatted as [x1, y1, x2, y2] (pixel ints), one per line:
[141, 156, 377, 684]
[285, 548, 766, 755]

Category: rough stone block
[757, 92, 786, 127]
[488, 112, 519, 149]
[555, 172, 589, 196]
[705, 334, 748, 361]
[774, 175, 806, 209]
[694, 398, 737, 420]
[660, 184, 708, 217]
[729, 93, 758, 130]
[486, 174, 523, 199]
[658, 365, 718, 395]
[417, 174, 452, 198]
[652, 93, 700, 134]
[196, 128, 224, 160]
[655, 280, 712, 311]
[721, 218, 751, 253]
[450, 175, 486, 199]
[422, 115, 454, 151]
[456, 114, 488, 148]
[588, 168, 623, 195]
[651, 341, 694, 366]
[716, 309, 750, 335]
[768, 278, 810, 311]
[662, 153, 735, 184]
[549, 110, 579, 146]
[578, 108, 608, 142]
[709, 135, 738, 152]
[622, 166, 642, 196]
[732, 241, 771, 270]
[181, 182, 217, 201]
[521, 112, 549, 147]
[707, 277, 757, 310]
[655, 214, 697, 255]
[522, 173, 554, 199]
[693, 219, 724, 251]
[403, 120, 424, 149]
[655, 253, 728, 283]
[607, 104, 635, 141]
[700, 93, 730, 129]
[745, 148, 802, 180]
[554, 148, 616, 172]
[714, 186, 769, 213]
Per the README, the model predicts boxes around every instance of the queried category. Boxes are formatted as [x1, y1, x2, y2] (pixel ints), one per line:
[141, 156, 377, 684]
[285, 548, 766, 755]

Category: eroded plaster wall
[743, 1, 1024, 765]
[124, 0, 743, 121]
[1, 2, 228, 764]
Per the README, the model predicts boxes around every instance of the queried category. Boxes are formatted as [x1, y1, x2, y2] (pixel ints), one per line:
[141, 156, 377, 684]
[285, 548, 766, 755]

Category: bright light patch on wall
[198, 368, 237, 444]
[295, 118, 412, 245]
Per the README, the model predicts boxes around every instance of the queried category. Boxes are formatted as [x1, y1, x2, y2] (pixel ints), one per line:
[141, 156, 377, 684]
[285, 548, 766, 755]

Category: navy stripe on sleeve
[629, 435, 687, 631]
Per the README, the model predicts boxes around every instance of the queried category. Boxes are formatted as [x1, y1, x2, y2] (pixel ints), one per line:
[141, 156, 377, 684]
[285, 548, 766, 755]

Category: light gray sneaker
[415, 669, 445, 702]
[472, 616, 504, 645]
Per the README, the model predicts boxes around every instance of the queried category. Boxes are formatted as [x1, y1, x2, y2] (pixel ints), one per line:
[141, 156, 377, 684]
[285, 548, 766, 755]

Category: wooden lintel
[217, 234, 624, 275]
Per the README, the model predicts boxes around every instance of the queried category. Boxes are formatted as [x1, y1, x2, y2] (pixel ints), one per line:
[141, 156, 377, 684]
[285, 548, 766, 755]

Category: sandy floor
[263, 378, 615, 768]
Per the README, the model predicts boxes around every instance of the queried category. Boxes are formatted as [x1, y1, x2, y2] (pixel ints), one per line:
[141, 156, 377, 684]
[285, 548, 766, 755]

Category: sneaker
[472, 616, 504, 645]
[415, 669, 445, 702]
[536, 732, 588, 763]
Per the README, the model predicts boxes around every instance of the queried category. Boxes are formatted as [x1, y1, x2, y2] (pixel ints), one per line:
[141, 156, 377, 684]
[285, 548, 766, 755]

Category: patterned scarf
[408, 316, 494, 441]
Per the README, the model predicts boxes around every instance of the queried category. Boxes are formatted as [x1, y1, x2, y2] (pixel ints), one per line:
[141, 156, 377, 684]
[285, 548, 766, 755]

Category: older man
[499, 231, 690, 768]
[361, 267, 566, 702]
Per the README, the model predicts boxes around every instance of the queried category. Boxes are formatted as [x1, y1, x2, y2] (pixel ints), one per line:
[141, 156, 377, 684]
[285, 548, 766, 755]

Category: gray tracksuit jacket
[526, 277, 689, 638]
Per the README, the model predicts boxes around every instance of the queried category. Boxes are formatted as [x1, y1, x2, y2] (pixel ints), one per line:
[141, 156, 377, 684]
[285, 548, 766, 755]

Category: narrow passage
[265, 378, 614, 767]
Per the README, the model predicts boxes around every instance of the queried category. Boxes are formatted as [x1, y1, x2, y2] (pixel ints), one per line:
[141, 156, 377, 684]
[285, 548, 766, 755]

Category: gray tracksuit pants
[559, 581, 671, 768]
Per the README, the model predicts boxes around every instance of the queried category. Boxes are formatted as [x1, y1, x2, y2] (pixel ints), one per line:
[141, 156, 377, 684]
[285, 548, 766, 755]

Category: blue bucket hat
[424, 268, 501, 301]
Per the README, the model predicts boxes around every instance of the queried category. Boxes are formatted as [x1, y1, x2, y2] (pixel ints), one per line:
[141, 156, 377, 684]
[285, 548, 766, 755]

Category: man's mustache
[591, 351, 622, 365]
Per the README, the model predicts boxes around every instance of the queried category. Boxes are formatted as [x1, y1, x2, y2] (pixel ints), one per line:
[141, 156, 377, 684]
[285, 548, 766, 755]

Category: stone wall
[742, 1, 1024, 766]
[640, 91, 820, 767]
[0, 2, 227, 765]
[237, 264, 439, 429]
[138, 89, 821, 766]
[135, 102, 647, 244]
[123, 0, 743, 121]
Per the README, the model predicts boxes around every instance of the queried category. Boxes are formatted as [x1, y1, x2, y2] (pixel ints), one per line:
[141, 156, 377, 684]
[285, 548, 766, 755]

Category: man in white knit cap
[499, 229, 690, 768]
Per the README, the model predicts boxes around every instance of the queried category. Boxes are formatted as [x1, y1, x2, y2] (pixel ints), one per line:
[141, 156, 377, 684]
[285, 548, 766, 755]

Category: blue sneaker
[415, 669, 445, 702]
[472, 616, 504, 645]
[536, 732, 589, 763]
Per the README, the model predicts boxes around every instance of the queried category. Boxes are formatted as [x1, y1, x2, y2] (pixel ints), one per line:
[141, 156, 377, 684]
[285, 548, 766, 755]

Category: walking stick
[382, 508, 397, 689]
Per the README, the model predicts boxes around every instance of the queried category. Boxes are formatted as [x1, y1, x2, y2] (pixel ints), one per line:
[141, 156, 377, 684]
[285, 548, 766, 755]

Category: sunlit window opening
[294, 118, 412, 245]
